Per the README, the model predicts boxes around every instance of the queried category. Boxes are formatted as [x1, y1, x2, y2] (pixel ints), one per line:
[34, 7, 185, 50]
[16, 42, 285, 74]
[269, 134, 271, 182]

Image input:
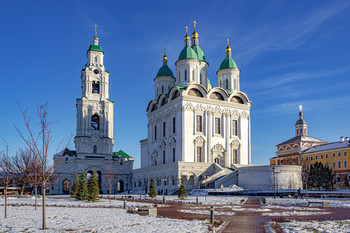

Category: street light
[203, 175, 209, 201]
[162, 178, 167, 196]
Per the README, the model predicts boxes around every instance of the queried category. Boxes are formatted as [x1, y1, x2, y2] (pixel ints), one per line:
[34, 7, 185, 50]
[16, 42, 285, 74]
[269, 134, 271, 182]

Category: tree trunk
[20, 184, 25, 196]
[4, 186, 7, 218]
[35, 186, 38, 210]
[109, 187, 112, 203]
[42, 186, 46, 229]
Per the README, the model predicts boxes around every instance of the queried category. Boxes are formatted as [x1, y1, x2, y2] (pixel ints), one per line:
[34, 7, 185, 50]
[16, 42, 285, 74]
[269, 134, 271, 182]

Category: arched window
[65, 157, 69, 164]
[91, 114, 100, 130]
[92, 81, 100, 93]
[93, 145, 97, 153]
[62, 179, 70, 193]
[162, 86, 164, 93]
[120, 158, 124, 165]
[185, 70, 187, 81]
[226, 79, 228, 89]
[94, 56, 98, 62]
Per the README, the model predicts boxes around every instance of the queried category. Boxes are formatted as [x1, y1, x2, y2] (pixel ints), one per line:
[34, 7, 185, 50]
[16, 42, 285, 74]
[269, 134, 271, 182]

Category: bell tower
[75, 25, 115, 159]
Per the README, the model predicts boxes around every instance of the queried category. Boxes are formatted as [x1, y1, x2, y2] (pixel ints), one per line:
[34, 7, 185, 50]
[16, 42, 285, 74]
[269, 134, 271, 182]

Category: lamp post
[162, 178, 167, 196]
[203, 175, 209, 201]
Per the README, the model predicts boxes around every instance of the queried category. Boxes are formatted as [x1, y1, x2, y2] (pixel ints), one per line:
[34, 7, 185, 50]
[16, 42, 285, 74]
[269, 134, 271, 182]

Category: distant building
[301, 137, 350, 188]
[270, 106, 327, 166]
[52, 31, 133, 195]
[270, 107, 350, 188]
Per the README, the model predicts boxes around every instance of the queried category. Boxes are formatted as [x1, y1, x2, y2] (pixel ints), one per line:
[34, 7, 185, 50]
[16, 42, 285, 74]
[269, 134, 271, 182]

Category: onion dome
[296, 105, 307, 126]
[156, 49, 174, 78]
[192, 45, 205, 61]
[89, 24, 103, 53]
[219, 39, 238, 70]
[178, 26, 198, 61]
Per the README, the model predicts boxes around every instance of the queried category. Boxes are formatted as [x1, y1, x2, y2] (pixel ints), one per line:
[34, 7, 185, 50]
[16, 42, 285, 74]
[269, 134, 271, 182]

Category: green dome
[156, 65, 174, 77]
[191, 45, 205, 62]
[178, 46, 198, 61]
[219, 57, 238, 70]
[88, 44, 104, 53]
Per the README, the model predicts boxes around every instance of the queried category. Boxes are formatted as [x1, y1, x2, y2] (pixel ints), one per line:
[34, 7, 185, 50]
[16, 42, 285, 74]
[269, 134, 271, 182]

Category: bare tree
[0, 141, 16, 218]
[103, 161, 118, 203]
[12, 148, 32, 195]
[15, 102, 71, 229]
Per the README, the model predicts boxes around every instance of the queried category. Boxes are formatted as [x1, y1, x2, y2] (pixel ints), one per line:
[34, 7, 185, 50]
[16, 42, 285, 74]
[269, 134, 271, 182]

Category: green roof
[113, 150, 132, 159]
[88, 44, 104, 53]
[156, 64, 174, 78]
[191, 45, 205, 62]
[178, 46, 198, 61]
[207, 78, 211, 85]
[219, 57, 238, 70]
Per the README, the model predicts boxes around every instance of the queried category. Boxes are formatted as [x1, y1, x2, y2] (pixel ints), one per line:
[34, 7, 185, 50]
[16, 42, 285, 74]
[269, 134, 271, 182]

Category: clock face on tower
[94, 69, 99, 74]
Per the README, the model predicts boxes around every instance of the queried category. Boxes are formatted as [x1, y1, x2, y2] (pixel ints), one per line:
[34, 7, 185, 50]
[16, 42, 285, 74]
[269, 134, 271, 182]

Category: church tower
[295, 105, 307, 136]
[75, 28, 115, 159]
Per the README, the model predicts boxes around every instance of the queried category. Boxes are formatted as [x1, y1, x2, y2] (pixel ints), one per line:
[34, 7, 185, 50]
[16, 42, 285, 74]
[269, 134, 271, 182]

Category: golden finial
[163, 48, 168, 60]
[184, 26, 190, 40]
[225, 38, 231, 52]
[192, 21, 198, 39]
[93, 23, 99, 40]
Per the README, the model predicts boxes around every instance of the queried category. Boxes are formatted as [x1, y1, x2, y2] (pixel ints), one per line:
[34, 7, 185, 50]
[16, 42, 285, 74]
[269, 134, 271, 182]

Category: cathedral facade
[133, 25, 251, 194]
[52, 33, 133, 195]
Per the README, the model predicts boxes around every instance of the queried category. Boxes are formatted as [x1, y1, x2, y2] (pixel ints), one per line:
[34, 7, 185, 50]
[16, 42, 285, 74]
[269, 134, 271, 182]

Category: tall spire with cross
[93, 23, 99, 44]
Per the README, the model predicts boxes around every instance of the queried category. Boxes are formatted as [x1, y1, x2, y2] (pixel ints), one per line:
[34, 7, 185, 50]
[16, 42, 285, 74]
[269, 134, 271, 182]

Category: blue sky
[1, 0, 350, 168]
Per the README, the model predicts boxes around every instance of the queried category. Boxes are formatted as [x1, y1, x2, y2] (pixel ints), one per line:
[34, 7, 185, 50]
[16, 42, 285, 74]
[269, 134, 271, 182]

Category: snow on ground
[0, 204, 207, 232]
[178, 209, 235, 216]
[2, 196, 154, 208]
[262, 211, 331, 216]
[231, 207, 271, 212]
[265, 197, 350, 208]
[264, 205, 321, 211]
[265, 220, 350, 233]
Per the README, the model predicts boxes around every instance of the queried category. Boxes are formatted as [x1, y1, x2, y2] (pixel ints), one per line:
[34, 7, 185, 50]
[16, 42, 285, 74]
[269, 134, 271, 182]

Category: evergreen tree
[70, 172, 79, 198]
[178, 177, 187, 199]
[345, 175, 350, 188]
[307, 162, 335, 190]
[149, 178, 157, 198]
[87, 170, 100, 202]
[76, 170, 88, 200]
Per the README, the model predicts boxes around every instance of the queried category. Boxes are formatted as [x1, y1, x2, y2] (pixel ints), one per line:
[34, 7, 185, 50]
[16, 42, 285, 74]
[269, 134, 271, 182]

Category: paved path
[221, 198, 265, 233]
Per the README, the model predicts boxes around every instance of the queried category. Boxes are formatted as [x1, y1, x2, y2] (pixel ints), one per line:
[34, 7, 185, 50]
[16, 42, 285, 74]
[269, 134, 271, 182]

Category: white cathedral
[133, 25, 253, 194]
[52, 32, 133, 195]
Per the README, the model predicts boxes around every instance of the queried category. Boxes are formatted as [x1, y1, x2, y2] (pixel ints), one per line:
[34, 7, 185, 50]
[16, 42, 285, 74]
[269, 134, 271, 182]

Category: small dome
[178, 46, 198, 61]
[219, 57, 238, 70]
[156, 65, 174, 78]
[295, 119, 307, 125]
[184, 34, 191, 41]
[192, 30, 198, 39]
[191, 45, 205, 62]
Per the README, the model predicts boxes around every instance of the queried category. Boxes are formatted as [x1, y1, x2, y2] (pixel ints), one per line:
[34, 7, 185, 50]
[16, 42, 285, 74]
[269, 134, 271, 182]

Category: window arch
[188, 88, 203, 97]
[93, 145, 97, 153]
[91, 114, 100, 130]
[210, 92, 224, 100]
[230, 96, 244, 104]
[92, 81, 100, 93]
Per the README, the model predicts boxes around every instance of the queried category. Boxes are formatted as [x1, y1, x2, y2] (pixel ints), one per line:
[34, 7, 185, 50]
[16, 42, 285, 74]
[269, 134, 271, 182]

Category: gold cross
[227, 38, 230, 46]
[93, 23, 99, 36]
[164, 48, 166, 56]
[193, 21, 197, 30]
[185, 26, 188, 34]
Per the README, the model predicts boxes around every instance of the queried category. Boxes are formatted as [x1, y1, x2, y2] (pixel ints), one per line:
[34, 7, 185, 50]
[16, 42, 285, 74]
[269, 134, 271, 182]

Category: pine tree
[76, 170, 88, 200]
[87, 170, 100, 202]
[345, 175, 350, 188]
[178, 177, 187, 199]
[70, 172, 79, 198]
[149, 178, 157, 198]
[307, 162, 335, 190]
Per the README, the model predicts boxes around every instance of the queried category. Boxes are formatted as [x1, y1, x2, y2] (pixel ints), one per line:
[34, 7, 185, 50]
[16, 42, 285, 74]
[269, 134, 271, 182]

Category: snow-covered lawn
[265, 220, 350, 233]
[178, 209, 235, 216]
[0, 198, 208, 232]
[265, 197, 350, 208]
[262, 211, 331, 216]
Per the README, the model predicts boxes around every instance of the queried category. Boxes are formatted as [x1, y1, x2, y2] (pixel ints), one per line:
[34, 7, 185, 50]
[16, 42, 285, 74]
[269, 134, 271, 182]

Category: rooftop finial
[162, 48, 168, 64]
[225, 38, 231, 56]
[299, 105, 303, 112]
[184, 26, 191, 43]
[185, 26, 188, 34]
[227, 38, 230, 46]
[92, 23, 99, 43]
[194, 21, 197, 30]
[164, 48, 166, 56]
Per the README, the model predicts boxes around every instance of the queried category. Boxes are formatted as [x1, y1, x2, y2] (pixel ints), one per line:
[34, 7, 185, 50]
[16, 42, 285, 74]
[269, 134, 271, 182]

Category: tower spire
[162, 48, 168, 65]
[295, 105, 307, 136]
[92, 23, 99, 45]
[191, 20, 199, 45]
[184, 26, 191, 46]
[225, 38, 231, 57]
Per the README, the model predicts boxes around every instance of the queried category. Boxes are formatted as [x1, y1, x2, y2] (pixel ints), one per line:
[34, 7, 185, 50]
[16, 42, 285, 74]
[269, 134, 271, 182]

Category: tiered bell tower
[75, 25, 115, 159]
